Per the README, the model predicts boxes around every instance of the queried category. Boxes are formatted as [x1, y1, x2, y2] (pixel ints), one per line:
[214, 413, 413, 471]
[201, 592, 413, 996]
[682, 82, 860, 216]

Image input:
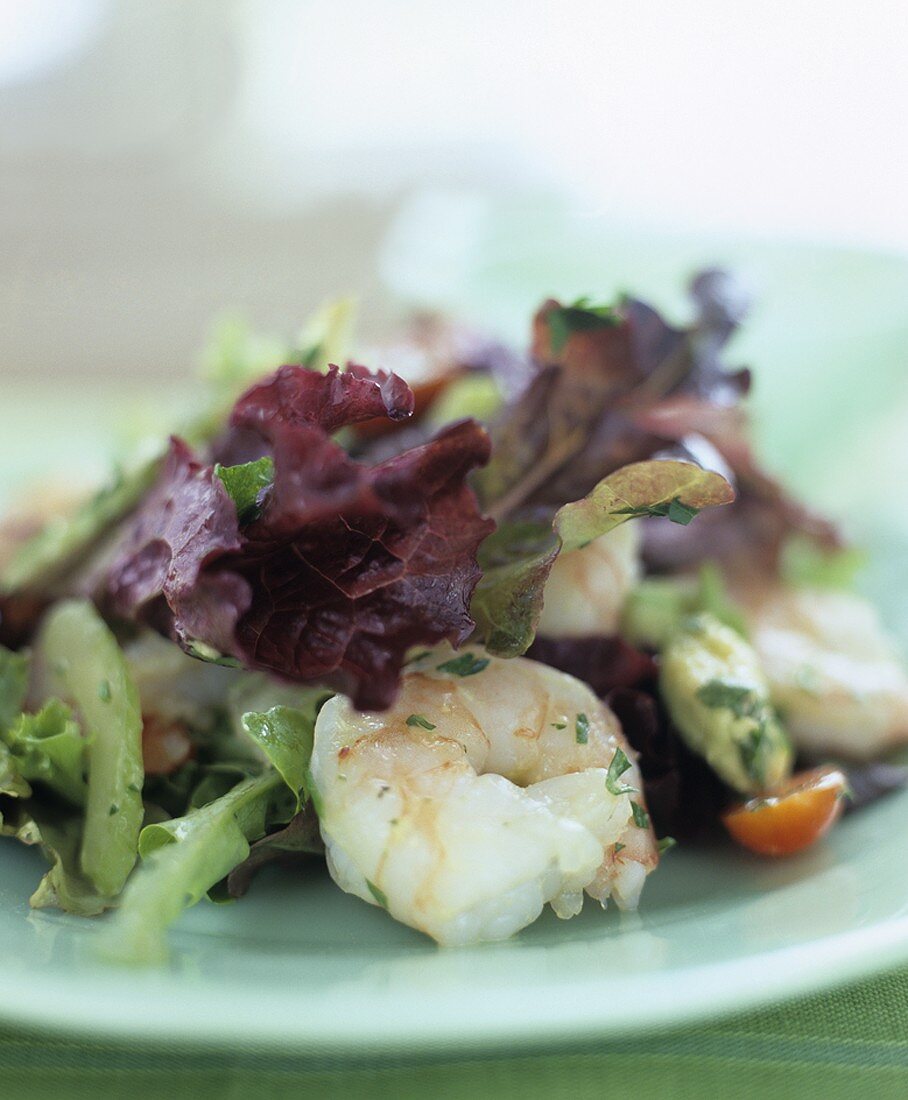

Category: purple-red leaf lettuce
[104, 364, 492, 709]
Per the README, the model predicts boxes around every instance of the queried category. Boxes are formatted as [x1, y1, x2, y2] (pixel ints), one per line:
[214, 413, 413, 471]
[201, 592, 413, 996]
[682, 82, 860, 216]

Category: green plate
[2, 232, 908, 1052]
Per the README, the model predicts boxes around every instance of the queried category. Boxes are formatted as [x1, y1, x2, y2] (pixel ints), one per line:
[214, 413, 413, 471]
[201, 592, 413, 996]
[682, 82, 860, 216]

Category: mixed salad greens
[1, 272, 906, 959]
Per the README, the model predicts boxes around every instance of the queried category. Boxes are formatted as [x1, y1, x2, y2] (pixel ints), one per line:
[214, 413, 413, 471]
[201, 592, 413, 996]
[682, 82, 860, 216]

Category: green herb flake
[436, 653, 490, 678]
[696, 680, 758, 717]
[611, 497, 700, 526]
[667, 498, 699, 526]
[547, 298, 621, 354]
[696, 679, 775, 786]
[406, 714, 437, 731]
[605, 747, 637, 796]
[97, 679, 112, 703]
[630, 801, 650, 829]
[738, 726, 768, 786]
[366, 880, 389, 909]
[575, 712, 590, 744]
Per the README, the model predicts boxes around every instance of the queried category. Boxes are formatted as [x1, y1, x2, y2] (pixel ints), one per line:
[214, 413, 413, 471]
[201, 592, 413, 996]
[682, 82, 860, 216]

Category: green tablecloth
[4, 965, 907, 1100]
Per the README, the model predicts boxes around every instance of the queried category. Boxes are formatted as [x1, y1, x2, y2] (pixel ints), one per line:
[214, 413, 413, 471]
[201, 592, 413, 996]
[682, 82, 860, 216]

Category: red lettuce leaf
[230, 417, 493, 707]
[105, 437, 251, 656]
[526, 635, 656, 698]
[232, 361, 414, 437]
[633, 394, 841, 574]
[104, 365, 492, 710]
[476, 272, 749, 517]
[608, 685, 731, 839]
[478, 271, 838, 584]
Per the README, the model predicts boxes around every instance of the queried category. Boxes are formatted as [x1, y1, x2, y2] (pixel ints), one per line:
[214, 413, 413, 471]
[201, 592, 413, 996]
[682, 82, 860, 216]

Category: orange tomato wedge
[722, 765, 848, 857]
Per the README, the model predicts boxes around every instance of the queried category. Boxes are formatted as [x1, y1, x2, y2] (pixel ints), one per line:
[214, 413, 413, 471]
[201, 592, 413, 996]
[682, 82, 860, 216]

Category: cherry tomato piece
[722, 765, 848, 857]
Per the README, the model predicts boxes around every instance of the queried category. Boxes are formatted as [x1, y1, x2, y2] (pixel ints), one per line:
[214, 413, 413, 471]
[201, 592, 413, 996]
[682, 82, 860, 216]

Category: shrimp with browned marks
[309, 647, 658, 946]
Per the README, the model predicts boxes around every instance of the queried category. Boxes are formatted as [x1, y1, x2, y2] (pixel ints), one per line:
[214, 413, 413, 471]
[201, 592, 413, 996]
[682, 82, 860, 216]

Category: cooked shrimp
[537, 522, 641, 637]
[744, 585, 908, 759]
[309, 647, 658, 946]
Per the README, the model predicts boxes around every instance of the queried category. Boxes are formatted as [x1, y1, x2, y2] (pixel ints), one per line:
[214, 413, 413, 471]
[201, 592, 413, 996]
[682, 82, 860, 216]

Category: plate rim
[1, 909, 907, 1051]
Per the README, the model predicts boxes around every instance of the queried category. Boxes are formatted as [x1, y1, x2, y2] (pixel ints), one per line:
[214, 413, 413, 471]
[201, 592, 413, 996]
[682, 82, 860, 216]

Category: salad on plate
[1, 271, 906, 961]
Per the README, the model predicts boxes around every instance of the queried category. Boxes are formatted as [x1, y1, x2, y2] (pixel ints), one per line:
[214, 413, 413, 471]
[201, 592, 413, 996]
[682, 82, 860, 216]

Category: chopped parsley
[696, 680, 757, 714]
[436, 652, 490, 677]
[630, 801, 650, 829]
[97, 679, 112, 702]
[696, 679, 774, 786]
[366, 880, 389, 909]
[613, 497, 700, 526]
[605, 747, 637, 796]
[666, 498, 699, 525]
[575, 713, 590, 744]
[738, 726, 769, 786]
[406, 714, 436, 731]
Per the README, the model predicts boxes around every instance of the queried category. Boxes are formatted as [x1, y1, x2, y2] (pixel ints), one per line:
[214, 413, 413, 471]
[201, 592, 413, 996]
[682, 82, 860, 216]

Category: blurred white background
[1, 0, 907, 611]
[2, 0, 907, 383]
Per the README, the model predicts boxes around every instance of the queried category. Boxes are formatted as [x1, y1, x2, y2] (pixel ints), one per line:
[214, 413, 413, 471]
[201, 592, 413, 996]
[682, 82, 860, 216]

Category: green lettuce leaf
[224, 808, 323, 899]
[471, 521, 561, 657]
[621, 563, 748, 650]
[0, 645, 30, 733]
[472, 460, 734, 657]
[27, 806, 112, 916]
[1, 300, 355, 602]
[4, 699, 88, 807]
[781, 535, 867, 591]
[98, 771, 282, 965]
[240, 693, 331, 808]
[195, 298, 356, 440]
[553, 459, 735, 553]
[199, 316, 294, 397]
[34, 600, 144, 899]
[0, 465, 157, 596]
[214, 457, 274, 525]
[0, 741, 30, 799]
[0, 798, 110, 916]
